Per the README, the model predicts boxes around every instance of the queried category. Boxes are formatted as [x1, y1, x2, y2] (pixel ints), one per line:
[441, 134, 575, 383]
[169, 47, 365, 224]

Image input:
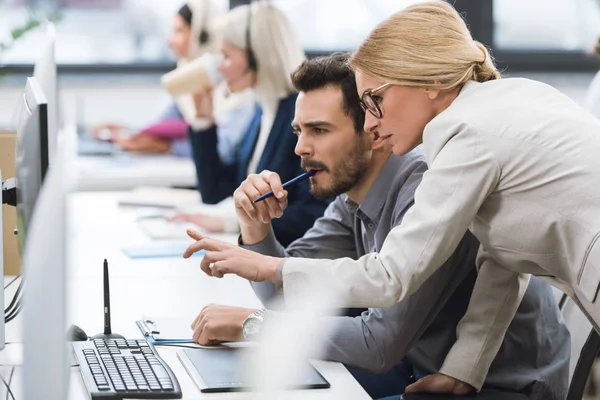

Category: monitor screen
[33, 23, 58, 166]
[15, 77, 49, 254]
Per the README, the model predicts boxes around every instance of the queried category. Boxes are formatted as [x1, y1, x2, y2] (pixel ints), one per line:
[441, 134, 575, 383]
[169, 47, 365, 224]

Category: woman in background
[93, 0, 255, 161]
[170, 1, 329, 246]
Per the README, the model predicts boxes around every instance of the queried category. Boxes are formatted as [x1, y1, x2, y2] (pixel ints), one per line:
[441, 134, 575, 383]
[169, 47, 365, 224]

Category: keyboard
[73, 338, 182, 399]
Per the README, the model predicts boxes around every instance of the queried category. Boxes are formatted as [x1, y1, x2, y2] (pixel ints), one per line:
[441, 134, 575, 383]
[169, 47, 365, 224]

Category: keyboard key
[151, 365, 170, 380]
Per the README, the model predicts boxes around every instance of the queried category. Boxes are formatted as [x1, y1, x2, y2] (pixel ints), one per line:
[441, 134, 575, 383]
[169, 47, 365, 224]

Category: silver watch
[242, 309, 265, 341]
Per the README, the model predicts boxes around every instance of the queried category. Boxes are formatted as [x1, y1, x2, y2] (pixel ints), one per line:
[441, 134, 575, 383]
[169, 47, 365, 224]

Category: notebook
[177, 347, 330, 393]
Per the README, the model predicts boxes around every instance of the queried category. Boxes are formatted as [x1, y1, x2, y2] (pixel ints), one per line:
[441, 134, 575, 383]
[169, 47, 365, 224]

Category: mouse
[67, 324, 89, 341]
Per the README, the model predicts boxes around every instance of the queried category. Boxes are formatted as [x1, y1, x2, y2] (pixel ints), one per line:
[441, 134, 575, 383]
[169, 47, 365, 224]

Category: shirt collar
[344, 154, 404, 225]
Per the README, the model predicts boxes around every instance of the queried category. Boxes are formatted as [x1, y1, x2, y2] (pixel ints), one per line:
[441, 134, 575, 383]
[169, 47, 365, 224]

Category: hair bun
[594, 37, 600, 56]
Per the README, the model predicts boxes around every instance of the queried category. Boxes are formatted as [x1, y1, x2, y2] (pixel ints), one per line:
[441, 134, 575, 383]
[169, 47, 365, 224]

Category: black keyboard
[73, 338, 182, 399]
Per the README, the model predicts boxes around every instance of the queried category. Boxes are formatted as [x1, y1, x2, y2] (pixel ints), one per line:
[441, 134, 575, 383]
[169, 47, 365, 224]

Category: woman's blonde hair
[219, 1, 305, 97]
[349, 1, 500, 90]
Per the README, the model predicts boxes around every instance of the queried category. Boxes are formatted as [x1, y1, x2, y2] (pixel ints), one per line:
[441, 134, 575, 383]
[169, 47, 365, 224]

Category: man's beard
[303, 137, 370, 200]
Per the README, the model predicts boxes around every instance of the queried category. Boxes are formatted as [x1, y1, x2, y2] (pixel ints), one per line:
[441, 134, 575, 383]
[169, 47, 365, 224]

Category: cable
[5, 302, 22, 324]
[1, 367, 15, 400]
[4, 279, 23, 315]
[3, 276, 20, 290]
[4, 300, 22, 323]
[5, 278, 24, 323]
[5, 367, 14, 400]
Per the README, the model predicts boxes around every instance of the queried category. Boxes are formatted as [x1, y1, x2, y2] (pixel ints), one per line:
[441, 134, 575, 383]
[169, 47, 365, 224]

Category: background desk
[0, 191, 367, 399]
[76, 154, 197, 191]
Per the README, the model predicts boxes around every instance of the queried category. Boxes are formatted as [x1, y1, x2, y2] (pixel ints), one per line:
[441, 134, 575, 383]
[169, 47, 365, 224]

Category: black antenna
[92, 259, 124, 340]
[103, 259, 111, 334]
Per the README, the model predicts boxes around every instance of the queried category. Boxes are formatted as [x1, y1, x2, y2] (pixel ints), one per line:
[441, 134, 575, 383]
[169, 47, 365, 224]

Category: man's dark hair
[291, 52, 364, 134]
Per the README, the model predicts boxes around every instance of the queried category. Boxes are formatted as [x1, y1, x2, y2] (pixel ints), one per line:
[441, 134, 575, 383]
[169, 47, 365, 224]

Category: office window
[0, 0, 228, 65]
[271, 0, 427, 52]
[494, 0, 600, 51]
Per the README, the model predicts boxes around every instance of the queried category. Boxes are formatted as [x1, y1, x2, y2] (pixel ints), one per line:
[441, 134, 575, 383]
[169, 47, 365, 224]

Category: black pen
[253, 170, 318, 203]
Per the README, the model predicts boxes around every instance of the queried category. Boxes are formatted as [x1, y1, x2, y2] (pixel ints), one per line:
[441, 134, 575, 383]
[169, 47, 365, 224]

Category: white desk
[48, 191, 367, 399]
[76, 154, 197, 191]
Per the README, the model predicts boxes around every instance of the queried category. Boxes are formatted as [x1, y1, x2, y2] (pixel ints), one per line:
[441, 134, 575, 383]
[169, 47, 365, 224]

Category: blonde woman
[95, 0, 255, 159]
[171, 1, 329, 246]
[182, 0, 600, 396]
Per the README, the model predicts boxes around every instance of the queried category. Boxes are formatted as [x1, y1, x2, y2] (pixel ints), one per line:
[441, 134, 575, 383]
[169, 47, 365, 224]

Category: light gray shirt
[244, 150, 570, 399]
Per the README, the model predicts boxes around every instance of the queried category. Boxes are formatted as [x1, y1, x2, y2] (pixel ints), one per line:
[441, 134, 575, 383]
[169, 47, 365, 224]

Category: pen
[253, 170, 318, 203]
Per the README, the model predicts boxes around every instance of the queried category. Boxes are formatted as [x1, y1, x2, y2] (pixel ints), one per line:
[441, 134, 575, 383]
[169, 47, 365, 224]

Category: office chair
[567, 327, 600, 400]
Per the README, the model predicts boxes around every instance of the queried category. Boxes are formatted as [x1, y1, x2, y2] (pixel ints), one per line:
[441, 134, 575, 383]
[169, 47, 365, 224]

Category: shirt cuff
[189, 118, 214, 131]
[275, 259, 285, 291]
[238, 229, 286, 258]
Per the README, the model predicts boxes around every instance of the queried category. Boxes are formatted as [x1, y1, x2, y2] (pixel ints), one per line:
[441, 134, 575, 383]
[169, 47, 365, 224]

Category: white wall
[0, 71, 597, 131]
[0, 74, 171, 131]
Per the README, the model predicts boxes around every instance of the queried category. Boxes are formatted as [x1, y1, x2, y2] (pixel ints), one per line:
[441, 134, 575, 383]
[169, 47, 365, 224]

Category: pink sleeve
[139, 119, 190, 139]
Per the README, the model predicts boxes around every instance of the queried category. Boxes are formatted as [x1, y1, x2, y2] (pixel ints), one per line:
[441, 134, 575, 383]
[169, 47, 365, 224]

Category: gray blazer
[248, 152, 569, 398]
[278, 78, 600, 388]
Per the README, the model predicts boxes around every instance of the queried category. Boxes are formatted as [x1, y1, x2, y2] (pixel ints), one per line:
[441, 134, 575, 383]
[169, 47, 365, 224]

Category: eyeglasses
[359, 82, 392, 119]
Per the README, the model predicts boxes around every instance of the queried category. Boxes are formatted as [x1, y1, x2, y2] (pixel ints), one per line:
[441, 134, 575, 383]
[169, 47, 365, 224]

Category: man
[184, 53, 570, 399]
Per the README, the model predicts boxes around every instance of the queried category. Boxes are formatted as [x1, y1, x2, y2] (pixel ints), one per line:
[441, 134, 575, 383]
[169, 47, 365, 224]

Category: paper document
[122, 243, 205, 259]
[136, 317, 248, 347]
[119, 186, 200, 209]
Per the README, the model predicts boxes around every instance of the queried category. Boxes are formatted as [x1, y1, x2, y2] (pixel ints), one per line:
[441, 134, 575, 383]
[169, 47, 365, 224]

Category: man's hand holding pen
[234, 170, 288, 245]
[181, 169, 319, 282]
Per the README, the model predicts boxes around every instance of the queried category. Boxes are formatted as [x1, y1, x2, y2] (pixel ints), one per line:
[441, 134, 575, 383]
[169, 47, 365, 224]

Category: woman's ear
[425, 81, 442, 100]
[425, 88, 440, 100]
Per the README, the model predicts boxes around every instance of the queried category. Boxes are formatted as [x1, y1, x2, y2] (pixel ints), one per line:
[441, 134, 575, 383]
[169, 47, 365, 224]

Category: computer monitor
[33, 23, 59, 166]
[21, 123, 74, 400]
[14, 77, 49, 253]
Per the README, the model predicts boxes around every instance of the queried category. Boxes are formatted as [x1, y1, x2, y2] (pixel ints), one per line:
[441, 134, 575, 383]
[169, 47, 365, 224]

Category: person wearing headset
[169, 1, 329, 246]
[181, 1, 600, 396]
[93, 0, 255, 160]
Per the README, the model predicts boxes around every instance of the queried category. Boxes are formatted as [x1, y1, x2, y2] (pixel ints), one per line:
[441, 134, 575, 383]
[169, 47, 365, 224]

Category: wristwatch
[242, 309, 265, 341]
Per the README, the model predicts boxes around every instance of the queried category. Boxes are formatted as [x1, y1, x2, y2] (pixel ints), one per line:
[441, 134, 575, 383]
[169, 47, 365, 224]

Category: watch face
[243, 317, 261, 339]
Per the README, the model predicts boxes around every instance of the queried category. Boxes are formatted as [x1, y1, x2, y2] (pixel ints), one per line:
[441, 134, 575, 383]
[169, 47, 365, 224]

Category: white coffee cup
[161, 53, 222, 97]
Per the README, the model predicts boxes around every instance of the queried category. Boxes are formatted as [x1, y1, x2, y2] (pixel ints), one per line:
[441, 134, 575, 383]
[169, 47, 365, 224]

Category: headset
[197, 0, 210, 45]
[245, 2, 258, 71]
